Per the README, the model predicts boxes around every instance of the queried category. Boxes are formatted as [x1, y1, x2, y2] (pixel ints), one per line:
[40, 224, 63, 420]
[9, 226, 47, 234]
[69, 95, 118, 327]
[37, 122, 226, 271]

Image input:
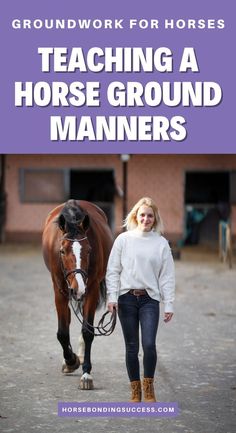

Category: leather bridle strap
[64, 268, 88, 282]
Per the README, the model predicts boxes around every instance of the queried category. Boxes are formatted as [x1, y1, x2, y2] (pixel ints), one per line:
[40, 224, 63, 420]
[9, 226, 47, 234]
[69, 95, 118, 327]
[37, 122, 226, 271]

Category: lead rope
[69, 295, 117, 337]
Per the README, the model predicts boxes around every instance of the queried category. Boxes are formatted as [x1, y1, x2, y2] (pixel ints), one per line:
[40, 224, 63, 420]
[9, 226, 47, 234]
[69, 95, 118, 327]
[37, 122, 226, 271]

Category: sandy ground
[0, 244, 235, 433]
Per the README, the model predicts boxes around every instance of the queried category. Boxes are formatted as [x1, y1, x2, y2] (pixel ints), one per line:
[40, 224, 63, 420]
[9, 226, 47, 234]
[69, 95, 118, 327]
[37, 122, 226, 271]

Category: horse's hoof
[62, 355, 80, 374]
[79, 373, 94, 390]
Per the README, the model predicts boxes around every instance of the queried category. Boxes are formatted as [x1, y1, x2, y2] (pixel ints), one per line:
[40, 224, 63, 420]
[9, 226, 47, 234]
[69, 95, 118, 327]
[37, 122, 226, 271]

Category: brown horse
[42, 199, 113, 389]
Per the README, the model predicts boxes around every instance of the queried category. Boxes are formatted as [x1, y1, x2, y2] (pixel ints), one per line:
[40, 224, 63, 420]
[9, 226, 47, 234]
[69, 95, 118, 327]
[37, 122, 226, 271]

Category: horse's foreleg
[55, 291, 80, 374]
[77, 333, 85, 365]
[79, 290, 98, 390]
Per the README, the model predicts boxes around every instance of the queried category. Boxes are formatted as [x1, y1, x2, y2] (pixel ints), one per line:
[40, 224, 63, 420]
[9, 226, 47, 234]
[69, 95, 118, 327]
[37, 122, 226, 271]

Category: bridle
[60, 236, 89, 294]
[59, 235, 116, 337]
[64, 267, 88, 283]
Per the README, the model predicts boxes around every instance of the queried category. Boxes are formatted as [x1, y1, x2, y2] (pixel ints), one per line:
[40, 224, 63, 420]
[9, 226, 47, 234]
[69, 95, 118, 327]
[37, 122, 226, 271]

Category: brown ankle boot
[130, 380, 142, 402]
[143, 377, 156, 402]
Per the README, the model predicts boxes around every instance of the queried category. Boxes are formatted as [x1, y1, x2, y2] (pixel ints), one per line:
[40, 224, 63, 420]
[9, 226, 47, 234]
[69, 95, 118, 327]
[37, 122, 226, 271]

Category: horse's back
[79, 200, 113, 241]
[42, 204, 65, 271]
[78, 200, 107, 224]
[79, 200, 113, 270]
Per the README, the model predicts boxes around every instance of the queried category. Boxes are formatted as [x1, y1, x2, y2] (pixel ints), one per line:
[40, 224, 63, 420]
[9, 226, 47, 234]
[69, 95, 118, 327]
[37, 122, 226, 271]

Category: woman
[106, 197, 175, 402]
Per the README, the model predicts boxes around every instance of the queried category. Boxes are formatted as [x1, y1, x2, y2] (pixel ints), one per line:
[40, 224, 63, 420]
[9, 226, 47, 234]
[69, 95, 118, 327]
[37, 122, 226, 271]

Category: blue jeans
[118, 291, 160, 382]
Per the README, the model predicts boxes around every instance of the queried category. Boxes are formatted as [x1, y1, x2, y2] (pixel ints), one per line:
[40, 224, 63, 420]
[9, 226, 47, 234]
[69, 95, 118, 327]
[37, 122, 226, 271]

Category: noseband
[63, 268, 88, 284]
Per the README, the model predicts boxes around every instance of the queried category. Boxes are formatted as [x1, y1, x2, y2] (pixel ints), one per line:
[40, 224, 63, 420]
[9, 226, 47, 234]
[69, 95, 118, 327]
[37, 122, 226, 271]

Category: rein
[69, 296, 117, 337]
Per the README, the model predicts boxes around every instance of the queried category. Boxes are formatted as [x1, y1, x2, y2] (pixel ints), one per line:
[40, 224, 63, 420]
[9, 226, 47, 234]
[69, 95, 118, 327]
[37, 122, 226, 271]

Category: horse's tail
[97, 279, 107, 308]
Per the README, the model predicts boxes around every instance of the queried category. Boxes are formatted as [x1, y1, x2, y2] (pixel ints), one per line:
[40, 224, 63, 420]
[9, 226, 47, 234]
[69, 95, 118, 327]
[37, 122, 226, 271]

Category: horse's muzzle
[64, 268, 88, 300]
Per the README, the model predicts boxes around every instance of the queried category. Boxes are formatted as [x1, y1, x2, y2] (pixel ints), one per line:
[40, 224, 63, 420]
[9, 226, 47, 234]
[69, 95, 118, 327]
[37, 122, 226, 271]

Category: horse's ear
[58, 214, 66, 232]
[81, 214, 90, 232]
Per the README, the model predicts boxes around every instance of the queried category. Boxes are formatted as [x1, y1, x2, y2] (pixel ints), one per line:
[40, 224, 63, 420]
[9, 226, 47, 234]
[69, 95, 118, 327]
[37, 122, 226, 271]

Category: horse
[42, 199, 113, 389]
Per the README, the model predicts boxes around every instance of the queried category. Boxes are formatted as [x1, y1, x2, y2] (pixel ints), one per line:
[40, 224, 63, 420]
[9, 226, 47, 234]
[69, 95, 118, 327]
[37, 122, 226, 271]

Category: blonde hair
[123, 197, 164, 233]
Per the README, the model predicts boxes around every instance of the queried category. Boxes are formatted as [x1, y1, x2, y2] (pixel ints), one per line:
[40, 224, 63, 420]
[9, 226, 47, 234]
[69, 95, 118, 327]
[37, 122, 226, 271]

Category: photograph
[1, 154, 236, 433]
[1, 2, 235, 433]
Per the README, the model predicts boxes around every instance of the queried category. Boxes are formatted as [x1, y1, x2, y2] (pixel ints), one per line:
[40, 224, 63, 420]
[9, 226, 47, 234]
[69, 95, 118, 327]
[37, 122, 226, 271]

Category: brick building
[1, 154, 236, 247]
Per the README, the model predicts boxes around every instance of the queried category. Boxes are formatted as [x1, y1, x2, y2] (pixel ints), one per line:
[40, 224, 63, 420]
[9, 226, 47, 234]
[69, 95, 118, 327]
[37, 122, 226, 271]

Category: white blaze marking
[72, 242, 86, 297]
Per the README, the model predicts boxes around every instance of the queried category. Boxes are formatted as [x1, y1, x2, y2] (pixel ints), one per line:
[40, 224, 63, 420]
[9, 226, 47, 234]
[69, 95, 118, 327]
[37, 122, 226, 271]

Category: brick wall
[128, 155, 236, 242]
[4, 154, 123, 241]
[3, 154, 236, 244]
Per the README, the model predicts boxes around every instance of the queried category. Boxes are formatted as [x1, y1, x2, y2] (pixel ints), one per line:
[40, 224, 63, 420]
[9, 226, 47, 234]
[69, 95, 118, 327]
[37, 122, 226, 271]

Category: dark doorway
[184, 171, 230, 246]
[0, 156, 6, 242]
[70, 169, 116, 231]
[185, 172, 229, 204]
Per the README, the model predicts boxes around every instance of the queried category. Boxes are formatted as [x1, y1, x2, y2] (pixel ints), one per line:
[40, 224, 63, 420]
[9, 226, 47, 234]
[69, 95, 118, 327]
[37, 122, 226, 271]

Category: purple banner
[1, 0, 235, 153]
[58, 401, 179, 417]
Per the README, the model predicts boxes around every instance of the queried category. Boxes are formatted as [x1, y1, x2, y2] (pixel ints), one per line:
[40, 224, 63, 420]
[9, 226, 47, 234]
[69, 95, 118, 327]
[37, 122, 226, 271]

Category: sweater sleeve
[159, 242, 175, 313]
[105, 235, 123, 303]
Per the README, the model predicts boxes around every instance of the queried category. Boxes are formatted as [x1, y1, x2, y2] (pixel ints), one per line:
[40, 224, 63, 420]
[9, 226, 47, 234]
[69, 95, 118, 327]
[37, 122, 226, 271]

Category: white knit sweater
[106, 228, 175, 313]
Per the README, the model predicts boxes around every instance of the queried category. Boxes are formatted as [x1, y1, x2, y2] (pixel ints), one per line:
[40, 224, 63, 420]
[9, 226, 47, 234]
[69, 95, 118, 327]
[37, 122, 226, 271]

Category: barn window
[20, 168, 69, 202]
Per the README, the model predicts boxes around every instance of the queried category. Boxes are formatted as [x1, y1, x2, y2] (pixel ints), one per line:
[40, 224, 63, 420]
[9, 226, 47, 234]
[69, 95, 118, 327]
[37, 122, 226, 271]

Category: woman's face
[136, 205, 155, 232]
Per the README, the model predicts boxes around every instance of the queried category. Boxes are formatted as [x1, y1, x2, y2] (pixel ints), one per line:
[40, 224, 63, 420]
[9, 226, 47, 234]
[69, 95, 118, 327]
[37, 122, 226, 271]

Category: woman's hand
[164, 312, 173, 323]
[107, 302, 118, 313]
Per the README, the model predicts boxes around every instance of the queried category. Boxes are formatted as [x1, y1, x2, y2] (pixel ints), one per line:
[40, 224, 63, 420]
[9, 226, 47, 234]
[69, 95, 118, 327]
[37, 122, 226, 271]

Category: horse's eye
[60, 249, 65, 255]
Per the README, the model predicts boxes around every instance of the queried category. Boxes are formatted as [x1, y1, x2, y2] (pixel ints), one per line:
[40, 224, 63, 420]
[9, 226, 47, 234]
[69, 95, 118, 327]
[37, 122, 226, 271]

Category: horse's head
[57, 202, 91, 300]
